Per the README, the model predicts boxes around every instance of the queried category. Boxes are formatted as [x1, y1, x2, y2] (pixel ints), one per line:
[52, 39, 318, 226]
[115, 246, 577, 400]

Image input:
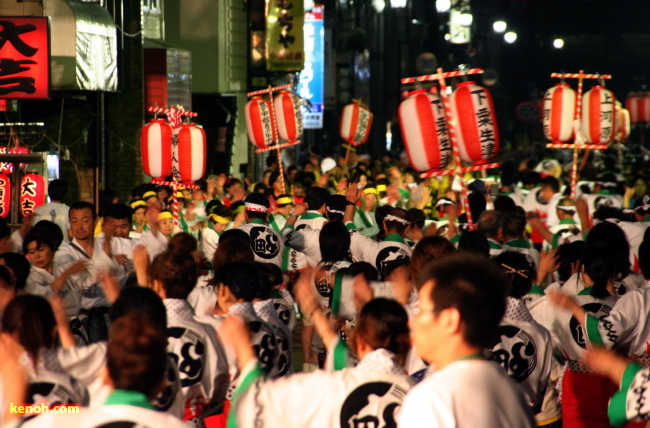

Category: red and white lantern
[450, 81, 500, 164]
[245, 96, 277, 149]
[274, 91, 303, 142]
[340, 103, 373, 146]
[20, 173, 45, 216]
[141, 119, 173, 179]
[174, 123, 206, 184]
[0, 174, 10, 218]
[581, 86, 616, 145]
[398, 89, 452, 172]
[615, 104, 631, 141]
[625, 93, 650, 124]
[543, 84, 576, 142]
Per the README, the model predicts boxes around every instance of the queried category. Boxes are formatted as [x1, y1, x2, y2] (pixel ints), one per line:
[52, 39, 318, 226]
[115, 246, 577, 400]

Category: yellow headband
[143, 191, 157, 200]
[176, 191, 184, 198]
[363, 187, 378, 195]
[232, 205, 246, 214]
[277, 196, 293, 205]
[210, 213, 231, 224]
[377, 184, 387, 192]
[130, 200, 146, 210]
[157, 211, 173, 221]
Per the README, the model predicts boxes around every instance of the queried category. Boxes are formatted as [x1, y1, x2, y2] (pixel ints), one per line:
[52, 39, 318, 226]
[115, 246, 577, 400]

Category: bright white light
[436, 0, 451, 13]
[493, 21, 507, 33]
[391, 0, 407, 8]
[504, 31, 517, 44]
[459, 13, 473, 26]
[372, 0, 385, 12]
[444, 33, 451, 41]
[553, 38, 564, 49]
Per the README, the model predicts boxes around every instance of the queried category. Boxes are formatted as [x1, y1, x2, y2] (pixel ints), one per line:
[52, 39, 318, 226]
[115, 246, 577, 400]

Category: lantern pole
[545, 72, 612, 199]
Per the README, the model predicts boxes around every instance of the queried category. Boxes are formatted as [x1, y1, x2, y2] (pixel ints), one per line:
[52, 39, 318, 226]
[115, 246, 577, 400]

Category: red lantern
[581, 86, 616, 145]
[274, 91, 303, 142]
[174, 123, 206, 184]
[625, 93, 650, 124]
[450, 82, 500, 164]
[245, 96, 277, 149]
[615, 103, 631, 141]
[543, 84, 576, 143]
[20, 173, 45, 216]
[0, 174, 10, 218]
[141, 119, 173, 179]
[398, 89, 452, 173]
[339, 103, 373, 146]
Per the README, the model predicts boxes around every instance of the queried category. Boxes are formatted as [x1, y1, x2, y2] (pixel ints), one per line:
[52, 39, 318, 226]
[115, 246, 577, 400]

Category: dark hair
[98, 189, 116, 217]
[304, 187, 331, 212]
[22, 228, 56, 255]
[593, 206, 625, 222]
[385, 208, 410, 234]
[109, 287, 167, 333]
[0, 217, 9, 240]
[1, 295, 56, 365]
[582, 244, 616, 299]
[254, 263, 276, 300]
[325, 195, 346, 221]
[47, 179, 68, 201]
[214, 261, 265, 302]
[495, 251, 536, 299]
[107, 316, 167, 398]
[353, 298, 411, 364]
[210, 205, 233, 222]
[493, 196, 517, 214]
[468, 192, 487, 221]
[320, 221, 351, 264]
[148, 252, 197, 299]
[411, 236, 456, 284]
[194, 179, 208, 193]
[476, 210, 502, 239]
[166, 233, 198, 256]
[522, 171, 542, 187]
[268, 171, 282, 188]
[419, 254, 508, 349]
[244, 193, 270, 220]
[557, 241, 585, 283]
[457, 231, 490, 257]
[540, 176, 560, 193]
[211, 237, 254, 274]
[32, 220, 64, 249]
[206, 199, 225, 216]
[219, 229, 251, 246]
[104, 203, 133, 226]
[585, 222, 630, 280]
[0, 252, 30, 291]
[69, 201, 97, 220]
[408, 208, 426, 230]
[253, 182, 268, 194]
[639, 239, 650, 280]
[258, 262, 283, 288]
[347, 262, 379, 283]
[375, 205, 393, 241]
[501, 212, 527, 240]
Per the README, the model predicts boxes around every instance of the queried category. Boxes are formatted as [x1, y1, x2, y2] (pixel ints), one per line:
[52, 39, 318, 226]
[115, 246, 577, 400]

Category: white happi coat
[606, 363, 650, 427]
[616, 218, 650, 272]
[488, 298, 552, 412]
[560, 271, 647, 297]
[584, 191, 623, 217]
[238, 219, 285, 268]
[583, 285, 650, 358]
[293, 211, 328, 266]
[273, 287, 297, 332]
[53, 237, 133, 311]
[399, 359, 536, 428]
[354, 209, 379, 238]
[347, 227, 412, 279]
[34, 202, 71, 245]
[200, 226, 221, 262]
[57, 342, 108, 406]
[254, 298, 294, 377]
[229, 347, 414, 428]
[141, 229, 168, 261]
[529, 288, 619, 361]
[283, 226, 322, 266]
[163, 299, 229, 421]
[501, 238, 541, 270]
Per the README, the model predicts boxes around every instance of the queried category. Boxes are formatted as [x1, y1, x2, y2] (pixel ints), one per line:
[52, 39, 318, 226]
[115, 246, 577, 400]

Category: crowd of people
[2, 148, 650, 427]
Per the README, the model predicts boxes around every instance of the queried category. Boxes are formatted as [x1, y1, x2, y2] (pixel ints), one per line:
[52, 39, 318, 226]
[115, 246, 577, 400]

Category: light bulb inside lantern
[504, 31, 517, 44]
[493, 21, 507, 33]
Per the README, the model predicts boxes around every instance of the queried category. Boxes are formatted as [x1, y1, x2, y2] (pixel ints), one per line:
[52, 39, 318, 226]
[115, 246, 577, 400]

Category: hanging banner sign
[0, 174, 10, 218]
[297, 6, 324, 129]
[266, 0, 305, 71]
[20, 173, 45, 216]
[0, 17, 51, 99]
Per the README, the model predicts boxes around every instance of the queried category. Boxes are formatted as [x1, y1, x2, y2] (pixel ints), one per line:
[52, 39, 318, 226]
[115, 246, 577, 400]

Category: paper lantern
[450, 81, 500, 164]
[274, 91, 303, 142]
[581, 86, 616, 145]
[20, 173, 45, 216]
[339, 103, 373, 146]
[141, 119, 173, 179]
[245, 96, 277, 149]
[398, 89, 452, 172]
[543, 84, 576, 142]
[0, 174, 10, 218]
[174, 123, 206, 184]
[615, 103, 630, 141]
[625, 93, 650, 124]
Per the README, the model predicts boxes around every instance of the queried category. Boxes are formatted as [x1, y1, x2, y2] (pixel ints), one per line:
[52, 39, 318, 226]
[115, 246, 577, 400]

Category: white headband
[557, 205, 576, 213]
[245, 202, 269, 213]
[385, 214, 410, 225]
[595, 181, 617, 188]
[435, 199, 453, 208]
[327, 209, 345, 215]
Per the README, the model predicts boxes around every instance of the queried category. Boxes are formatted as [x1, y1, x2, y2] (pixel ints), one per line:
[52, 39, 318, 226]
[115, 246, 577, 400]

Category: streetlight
[493, 21, 507, 33]
[504, 31, 517, 44]
[436, 0, 451, 13]
[391, 0, 407, 8]
[459, 13, 473, 26]
[553, 38, 564, 49]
